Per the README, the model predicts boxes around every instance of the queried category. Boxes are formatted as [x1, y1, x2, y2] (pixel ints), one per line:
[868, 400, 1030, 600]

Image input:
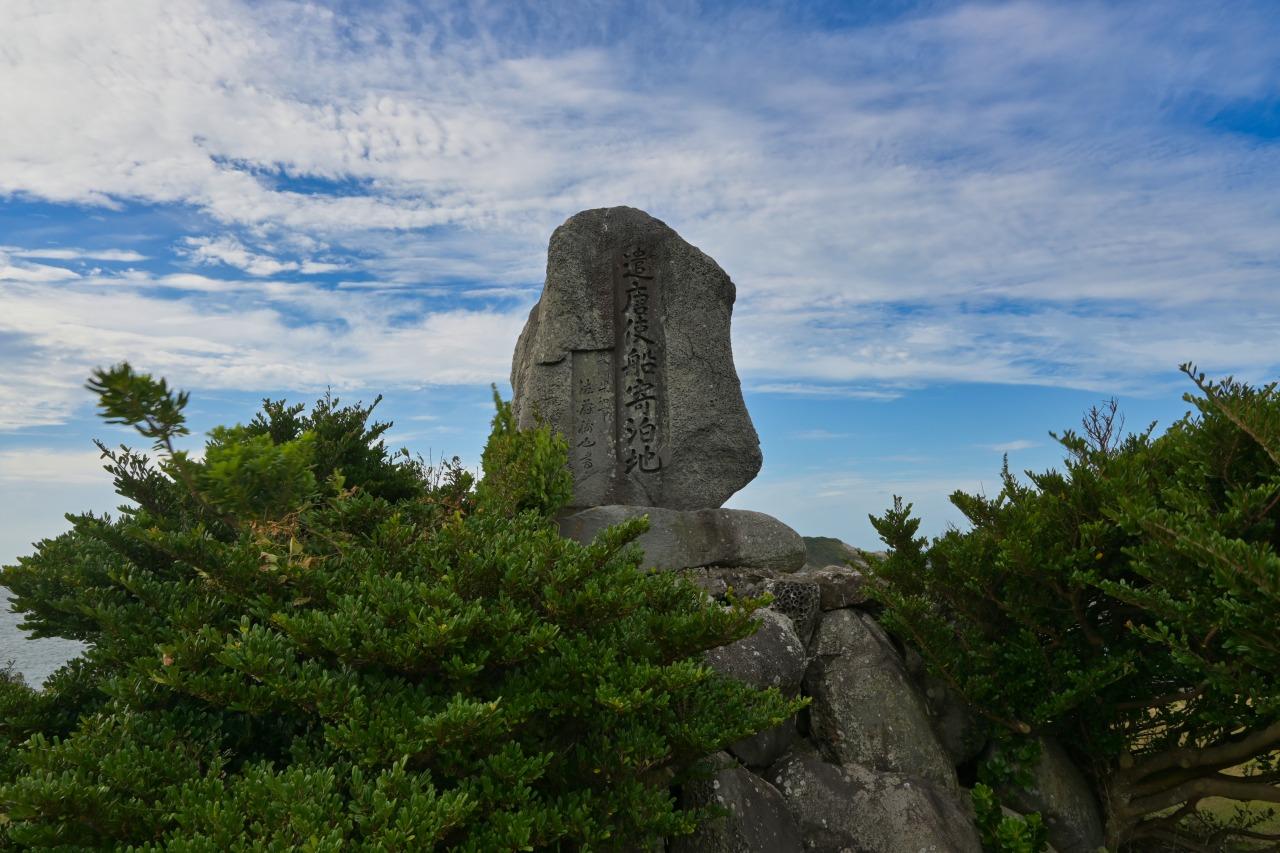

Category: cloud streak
[1, 0, 1278, 430]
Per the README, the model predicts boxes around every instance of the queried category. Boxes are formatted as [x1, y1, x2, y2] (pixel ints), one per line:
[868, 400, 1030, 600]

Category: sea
[1, 590, 83, 687]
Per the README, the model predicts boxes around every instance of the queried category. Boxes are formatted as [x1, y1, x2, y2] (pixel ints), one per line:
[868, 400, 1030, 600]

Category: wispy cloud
[4, 247, 148, 262]
[0, 449, 111, 485]
[182, 235, 343, 277]
[0, 270, 526, 428]
[979, 439, 1039, 452]
[792, 428, 854, 440]
[750, 383, 905, 400]
[0, 0, 1278, 431]
[0, 252, 80, 283]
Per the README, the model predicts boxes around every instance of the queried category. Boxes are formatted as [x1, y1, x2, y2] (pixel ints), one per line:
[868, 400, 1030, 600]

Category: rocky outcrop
[757, 578, 821, 647]
[511, 207, 761, 510]
[995, 737, 1105, 853]
[921, 675, 987, 768]
[805, 609, 958, 789]
[671, 753, 803, 853]
[704, 608, 805, 768]
[791, 564, 870, 611]
[704, 608, 806, 693]
[558, 505, 806, 573]
[517, 210, 1020, 853]
[769, 744, 982, 853]
[676, 568, 820, 645]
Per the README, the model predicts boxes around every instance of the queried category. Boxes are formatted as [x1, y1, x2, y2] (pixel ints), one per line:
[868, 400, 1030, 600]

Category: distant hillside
[802, 536, 877, 569]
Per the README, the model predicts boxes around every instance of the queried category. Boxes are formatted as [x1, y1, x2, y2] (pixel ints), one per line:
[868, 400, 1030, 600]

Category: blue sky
[1, 0, 1278, 573]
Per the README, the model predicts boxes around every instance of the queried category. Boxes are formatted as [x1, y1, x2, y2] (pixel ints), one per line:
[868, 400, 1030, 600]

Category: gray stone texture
[557, 505, 806, 572]
[805, 609, 958, 789]
[994, 738, 1104, 853]
[919, 671, 987, 768]
[705, 608, 806, 693]
[671, 567, 820, 644]
[760, 579, 821, 647]
[791, 564, 871, 611]
[704, 608, 806, 768]
[511, 207, 761, 510]
[769, 744, 981, 853]
[728, 718, 798, 770]
[671, 753, 803, 853]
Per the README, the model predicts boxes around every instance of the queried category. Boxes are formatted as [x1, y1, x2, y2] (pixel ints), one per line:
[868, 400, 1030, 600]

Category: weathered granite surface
[791, 564, 871, 611]
[769, 744, 981, 853]
[558, 505, 806, 572]
[704, 608, 806, 768]
[805, 609, 958, 789]
[994, 737, 1105, 853]
[920, 670, 987, 768]
[672, 753, 803, 853]
[511, 207, 761, 510]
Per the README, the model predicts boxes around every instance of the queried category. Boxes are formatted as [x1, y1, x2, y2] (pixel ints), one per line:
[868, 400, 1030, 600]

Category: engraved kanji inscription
[616, 245, 664, 480]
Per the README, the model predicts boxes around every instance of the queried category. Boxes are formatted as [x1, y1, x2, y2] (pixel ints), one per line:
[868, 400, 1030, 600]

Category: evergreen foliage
[0, 364, 798, 850]
[970, 783, 1048, 853]
[867, 366, 1280, 850]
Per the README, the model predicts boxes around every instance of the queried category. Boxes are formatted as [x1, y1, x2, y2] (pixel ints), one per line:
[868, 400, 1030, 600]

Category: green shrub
[867, 366, 1280, 850]
[971, 783, 1047, 853]
[0, 364, 798, 850]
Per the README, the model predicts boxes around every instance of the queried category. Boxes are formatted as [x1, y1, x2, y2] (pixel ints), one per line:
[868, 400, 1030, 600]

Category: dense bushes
[0, 365, 797, 850]
[868, 365, 1280, 850]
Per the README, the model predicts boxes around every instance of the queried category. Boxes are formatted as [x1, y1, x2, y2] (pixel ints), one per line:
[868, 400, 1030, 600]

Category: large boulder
[994, 738, 1104, 853]
[705, 608, 806, 694]
[919, 671, 987, 768]
[511, 206, 761, 510]
[704, 608, 806, 768]
[804, 609, 957, 789]
[671, 753, 803, 853]
[558, 505, 806, 572]
[769, 745, 981, 853]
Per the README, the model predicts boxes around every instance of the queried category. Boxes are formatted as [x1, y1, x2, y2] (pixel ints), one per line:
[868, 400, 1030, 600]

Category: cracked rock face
[672, 753, 803, 853]
[511, 206, 761, 510]
[804, 609, 958, 789]
[769, 744, 981, 853]
[993, 737, 1104, 853]
[704, 608, 806, 768]
[558, 505, 807, 573]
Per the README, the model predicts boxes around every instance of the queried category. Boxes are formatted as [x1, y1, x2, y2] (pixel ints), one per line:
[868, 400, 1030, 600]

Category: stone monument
[508, 208, 1007, 851]
[511, 206, 762, 511]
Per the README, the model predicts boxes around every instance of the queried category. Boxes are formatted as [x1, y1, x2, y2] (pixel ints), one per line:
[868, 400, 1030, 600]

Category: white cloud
[0, 0, 1278, 428]
[0, 272, 526, 428]
[729, 467, 992, 542]
[0, 449, 110, 485]
[6, 247, 147, 262]
[0, 253, 80, 283]
[299, 261, 344, 274]
[980, 439, 1039, 452]
[182, 235, 341, 277]
[792, 429, 854, 440]
[749, 383, 905, 401]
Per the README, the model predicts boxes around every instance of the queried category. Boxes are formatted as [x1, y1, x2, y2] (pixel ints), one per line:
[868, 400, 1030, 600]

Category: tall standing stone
[511, 207, 762, 510]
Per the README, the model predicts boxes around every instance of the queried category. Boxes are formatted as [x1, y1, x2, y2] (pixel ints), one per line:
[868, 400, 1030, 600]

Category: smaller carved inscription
[570, 350, 613, 491]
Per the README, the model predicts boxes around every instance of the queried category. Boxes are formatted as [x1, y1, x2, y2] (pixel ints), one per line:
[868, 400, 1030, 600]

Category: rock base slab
[558, 505, 806, 572]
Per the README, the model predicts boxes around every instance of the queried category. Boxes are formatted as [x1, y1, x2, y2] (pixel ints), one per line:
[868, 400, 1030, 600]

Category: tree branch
[1209, 825, 1280, 846]
[1114, 683, 1206, 712]
[1127, 774, 1280, 817]
[1129, 720, 1280, 780]
[1069, 587, 1105, 648]
[1130, 825, 1214, 853]
[1183, 365, 1280, 468]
